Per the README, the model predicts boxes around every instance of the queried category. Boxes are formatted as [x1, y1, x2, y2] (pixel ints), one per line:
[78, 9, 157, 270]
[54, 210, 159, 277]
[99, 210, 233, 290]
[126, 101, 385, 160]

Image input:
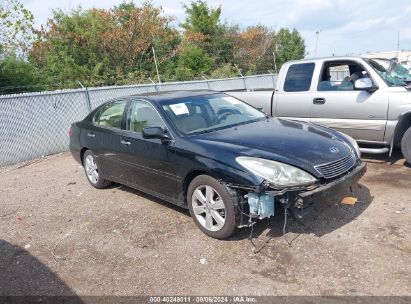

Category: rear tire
[187, 175, 237, 239]
[83, 150, 112, 189]
[401, 127, 411, 165]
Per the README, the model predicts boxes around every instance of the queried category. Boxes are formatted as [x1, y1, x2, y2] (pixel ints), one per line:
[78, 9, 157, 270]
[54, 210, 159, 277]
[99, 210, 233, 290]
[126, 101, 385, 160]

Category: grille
[315, 152, 357, 179]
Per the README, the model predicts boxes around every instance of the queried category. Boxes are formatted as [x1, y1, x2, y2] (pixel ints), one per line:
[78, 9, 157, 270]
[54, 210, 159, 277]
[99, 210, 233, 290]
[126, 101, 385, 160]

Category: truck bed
[226, 91, 274, 116]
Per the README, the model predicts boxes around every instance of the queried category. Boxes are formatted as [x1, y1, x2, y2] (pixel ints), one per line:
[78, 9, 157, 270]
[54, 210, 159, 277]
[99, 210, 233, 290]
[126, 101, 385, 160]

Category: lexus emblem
[330, 147, 339, 153]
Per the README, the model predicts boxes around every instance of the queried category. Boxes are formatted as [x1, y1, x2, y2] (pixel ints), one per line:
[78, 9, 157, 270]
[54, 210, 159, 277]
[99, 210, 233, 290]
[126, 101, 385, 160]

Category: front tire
[83, 150, 111, 189]
[187, 175, 236, 239]
[401, 127, 411, 165]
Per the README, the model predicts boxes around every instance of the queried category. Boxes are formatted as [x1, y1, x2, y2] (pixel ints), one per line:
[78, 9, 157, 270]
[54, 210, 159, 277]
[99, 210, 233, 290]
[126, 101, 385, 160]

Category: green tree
[0, 0, 38, 94]
[0, 0, 34, 56]
[30, 2, 178, 88]
[180, 1, 233, 67]
[0, 54, 42, 94]
[275, 28, 306, 68]
[181, 1, 221, 36]
[0, 0, 309, 94]
[175, 45, 213, 80]
[210, 63, 237, 78]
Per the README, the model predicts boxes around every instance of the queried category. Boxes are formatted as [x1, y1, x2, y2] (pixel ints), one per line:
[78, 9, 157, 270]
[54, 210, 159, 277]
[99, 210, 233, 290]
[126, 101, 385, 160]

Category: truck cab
[275, 57, 389, 144]
[228, 56, 411, 164]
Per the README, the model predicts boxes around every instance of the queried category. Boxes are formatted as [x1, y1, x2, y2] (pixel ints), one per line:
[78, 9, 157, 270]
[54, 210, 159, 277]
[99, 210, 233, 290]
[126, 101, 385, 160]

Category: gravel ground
[0, 152, 410, 296]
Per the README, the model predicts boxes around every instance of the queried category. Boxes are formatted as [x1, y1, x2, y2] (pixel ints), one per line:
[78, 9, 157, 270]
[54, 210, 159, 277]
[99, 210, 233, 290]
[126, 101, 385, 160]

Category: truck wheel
[187, 175, 237, 239]
[401, 127, 411, 165]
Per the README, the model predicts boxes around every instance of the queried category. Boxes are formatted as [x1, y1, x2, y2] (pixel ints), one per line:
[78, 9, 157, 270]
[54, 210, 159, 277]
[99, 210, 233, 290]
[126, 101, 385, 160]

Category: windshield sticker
[222, 97, 241, 104]
[169, 103, 189, 115]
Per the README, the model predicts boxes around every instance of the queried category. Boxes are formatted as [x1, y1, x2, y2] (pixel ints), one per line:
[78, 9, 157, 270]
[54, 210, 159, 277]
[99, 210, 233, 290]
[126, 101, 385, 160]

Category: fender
[390, 110, 411, 156]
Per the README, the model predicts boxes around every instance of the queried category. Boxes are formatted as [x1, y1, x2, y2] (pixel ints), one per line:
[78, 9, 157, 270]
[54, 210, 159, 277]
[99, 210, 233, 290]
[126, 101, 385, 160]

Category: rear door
[87, 100, 129, 181]
[310, 59, 388, 142]
[274, 62, 315, 122]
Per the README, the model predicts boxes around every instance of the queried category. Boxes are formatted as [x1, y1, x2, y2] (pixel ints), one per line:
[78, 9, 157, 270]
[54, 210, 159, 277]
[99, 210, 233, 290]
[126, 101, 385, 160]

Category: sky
[21, 0, 411, 58]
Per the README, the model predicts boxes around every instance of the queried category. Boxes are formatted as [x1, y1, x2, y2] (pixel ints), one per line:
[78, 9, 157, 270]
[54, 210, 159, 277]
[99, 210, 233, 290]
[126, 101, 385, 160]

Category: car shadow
[362, 148, 410, 167]
[231, 182, 373, 241]
[0, 240, 83, 301]
[111, 184, 189, 216]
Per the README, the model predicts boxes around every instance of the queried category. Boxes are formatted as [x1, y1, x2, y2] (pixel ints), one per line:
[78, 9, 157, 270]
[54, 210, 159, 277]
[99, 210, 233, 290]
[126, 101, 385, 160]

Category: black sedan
[69, 90, 366, 239]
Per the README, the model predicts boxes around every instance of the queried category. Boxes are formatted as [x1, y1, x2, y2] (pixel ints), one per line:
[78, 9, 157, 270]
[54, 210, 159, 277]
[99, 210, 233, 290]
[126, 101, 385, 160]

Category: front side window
[318, 61, 369, 91]
[96, 101, 127, 129]
[126, 100, 165, 133]
[161, 94, 266, 135]
[283, 63, 315, 92]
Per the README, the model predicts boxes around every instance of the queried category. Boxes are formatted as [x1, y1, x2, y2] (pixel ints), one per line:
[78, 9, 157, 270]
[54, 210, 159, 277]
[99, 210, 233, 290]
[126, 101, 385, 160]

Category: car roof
[127, 90, 219, 103]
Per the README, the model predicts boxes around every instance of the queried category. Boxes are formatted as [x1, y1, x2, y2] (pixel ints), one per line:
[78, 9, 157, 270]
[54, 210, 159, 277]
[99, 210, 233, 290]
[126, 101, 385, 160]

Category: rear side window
[283, 63, 315, 92]
[96, 101, 127, 129]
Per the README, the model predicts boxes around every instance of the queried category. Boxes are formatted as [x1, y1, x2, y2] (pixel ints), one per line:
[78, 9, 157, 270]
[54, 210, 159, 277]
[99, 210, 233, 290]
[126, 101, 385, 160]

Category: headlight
[339, 132, 361, 158]
[236, 157, 317, 187]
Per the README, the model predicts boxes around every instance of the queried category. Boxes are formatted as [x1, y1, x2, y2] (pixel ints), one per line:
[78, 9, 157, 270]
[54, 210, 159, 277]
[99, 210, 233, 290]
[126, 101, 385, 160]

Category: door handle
[87, 132, 95, 138]
[313, 97, 326, 104]
[120, 139, 131, 146]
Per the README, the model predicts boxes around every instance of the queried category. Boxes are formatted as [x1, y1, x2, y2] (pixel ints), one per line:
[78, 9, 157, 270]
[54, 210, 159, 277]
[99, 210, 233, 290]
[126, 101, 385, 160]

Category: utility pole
[314, 30, 321, 58]
[397, 31, 400, 60]
[152, 46, 161, 84]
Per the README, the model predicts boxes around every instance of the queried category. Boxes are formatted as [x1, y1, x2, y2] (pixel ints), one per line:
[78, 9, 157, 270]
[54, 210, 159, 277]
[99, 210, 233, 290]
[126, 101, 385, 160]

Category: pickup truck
[228, 56, 411, 165]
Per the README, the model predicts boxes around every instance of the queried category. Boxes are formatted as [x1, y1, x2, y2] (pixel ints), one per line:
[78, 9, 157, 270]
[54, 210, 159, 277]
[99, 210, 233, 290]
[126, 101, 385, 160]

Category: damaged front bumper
[298, 161, 366, 202]
[234, 161, 367, 227]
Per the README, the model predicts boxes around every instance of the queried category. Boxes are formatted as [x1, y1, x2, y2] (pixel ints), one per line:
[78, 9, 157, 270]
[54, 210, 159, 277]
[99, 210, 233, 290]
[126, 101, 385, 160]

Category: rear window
[283, 63, 315, 92]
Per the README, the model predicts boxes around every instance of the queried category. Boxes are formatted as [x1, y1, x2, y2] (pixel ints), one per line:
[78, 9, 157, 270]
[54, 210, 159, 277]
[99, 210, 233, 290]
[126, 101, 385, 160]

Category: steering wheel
[217, 108, 240, 123]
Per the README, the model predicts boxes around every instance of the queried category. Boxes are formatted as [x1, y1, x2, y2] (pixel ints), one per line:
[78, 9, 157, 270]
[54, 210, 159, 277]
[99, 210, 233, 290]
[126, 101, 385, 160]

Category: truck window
[318, 61, 369, 91]
[283, 63, 315, 92]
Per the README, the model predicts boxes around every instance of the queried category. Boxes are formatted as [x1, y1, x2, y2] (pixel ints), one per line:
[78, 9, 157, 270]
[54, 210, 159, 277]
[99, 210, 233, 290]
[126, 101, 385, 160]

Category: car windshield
[161, 94, 266, 135]
[366, 58, 411, 86]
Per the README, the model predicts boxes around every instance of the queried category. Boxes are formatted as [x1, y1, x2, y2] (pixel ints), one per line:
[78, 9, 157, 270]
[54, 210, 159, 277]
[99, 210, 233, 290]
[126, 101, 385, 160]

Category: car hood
[190, 118, 353, 177]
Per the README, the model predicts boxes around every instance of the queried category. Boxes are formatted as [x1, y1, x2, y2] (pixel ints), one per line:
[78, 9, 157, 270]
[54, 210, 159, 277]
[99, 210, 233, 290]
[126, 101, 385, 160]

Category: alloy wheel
[191, 185, 226, 232]
[85, 154, 99, 184]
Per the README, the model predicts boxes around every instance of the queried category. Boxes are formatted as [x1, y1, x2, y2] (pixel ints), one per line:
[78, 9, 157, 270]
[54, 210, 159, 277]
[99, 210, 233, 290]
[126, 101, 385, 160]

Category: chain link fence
[0, 74, 277, 167]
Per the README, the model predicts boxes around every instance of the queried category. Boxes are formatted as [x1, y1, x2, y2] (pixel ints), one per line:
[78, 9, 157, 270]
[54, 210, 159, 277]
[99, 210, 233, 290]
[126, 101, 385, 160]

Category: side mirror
[354, 78, 378, 92]
[142, 127, 170, 140]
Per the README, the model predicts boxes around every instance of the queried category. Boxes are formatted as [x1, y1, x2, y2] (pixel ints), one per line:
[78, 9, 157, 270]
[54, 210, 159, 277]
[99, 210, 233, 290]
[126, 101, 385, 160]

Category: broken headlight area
[235, 189, 314, 228]
[232, 161, 367, 228]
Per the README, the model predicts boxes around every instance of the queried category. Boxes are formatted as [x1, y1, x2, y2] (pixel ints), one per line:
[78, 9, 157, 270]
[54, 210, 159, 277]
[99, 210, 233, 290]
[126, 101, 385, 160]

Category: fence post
[234, 64, 247, 91]
[149, 78, 159, 92]
[201, 76, 211, 90]
[78, 82, 92, 112]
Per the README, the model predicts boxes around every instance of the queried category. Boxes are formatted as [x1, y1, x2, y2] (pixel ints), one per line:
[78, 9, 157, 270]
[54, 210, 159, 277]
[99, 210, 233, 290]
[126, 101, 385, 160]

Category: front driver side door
[310, 60, 388, 142]
[119, 99, 179, 202]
